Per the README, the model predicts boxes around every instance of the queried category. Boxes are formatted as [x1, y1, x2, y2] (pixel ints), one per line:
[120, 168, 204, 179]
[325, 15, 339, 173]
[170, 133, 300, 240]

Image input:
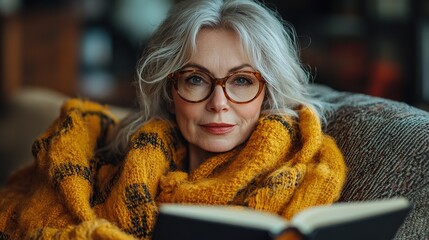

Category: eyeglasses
[169, 69, 265, 104]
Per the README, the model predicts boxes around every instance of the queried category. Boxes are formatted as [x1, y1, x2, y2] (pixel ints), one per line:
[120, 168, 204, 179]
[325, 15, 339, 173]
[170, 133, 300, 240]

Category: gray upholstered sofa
[310, 84, 429, 239]
[1, 85, 428, 239]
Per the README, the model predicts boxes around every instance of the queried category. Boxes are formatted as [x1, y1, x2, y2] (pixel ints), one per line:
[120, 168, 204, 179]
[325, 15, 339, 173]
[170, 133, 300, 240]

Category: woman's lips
[200, 123, 235, 135]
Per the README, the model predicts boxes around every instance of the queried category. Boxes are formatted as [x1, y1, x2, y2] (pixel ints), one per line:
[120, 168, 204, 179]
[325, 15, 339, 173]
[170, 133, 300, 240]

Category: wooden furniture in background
[1, 9, 79, 103]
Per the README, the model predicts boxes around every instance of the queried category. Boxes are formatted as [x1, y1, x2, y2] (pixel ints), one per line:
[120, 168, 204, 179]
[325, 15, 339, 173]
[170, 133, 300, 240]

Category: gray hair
[111, 0, 324, 154]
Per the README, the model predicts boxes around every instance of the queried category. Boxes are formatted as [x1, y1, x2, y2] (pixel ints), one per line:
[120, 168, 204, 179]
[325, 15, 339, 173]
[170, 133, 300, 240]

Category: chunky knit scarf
[0, 99, 347, 240]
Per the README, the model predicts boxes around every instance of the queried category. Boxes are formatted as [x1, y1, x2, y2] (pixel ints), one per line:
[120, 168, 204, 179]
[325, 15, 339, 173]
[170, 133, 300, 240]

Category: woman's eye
[186, 76, 205, 85]
[233, 77, 253, 86]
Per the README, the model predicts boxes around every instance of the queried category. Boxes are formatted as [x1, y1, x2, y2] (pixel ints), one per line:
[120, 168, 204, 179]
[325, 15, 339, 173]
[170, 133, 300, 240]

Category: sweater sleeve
[93, 118, 186, 239]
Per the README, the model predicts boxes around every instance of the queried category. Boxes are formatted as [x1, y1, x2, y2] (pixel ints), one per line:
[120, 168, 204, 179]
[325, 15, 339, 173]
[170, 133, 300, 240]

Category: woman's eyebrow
[228, 64, 253, 73]
[181, 63, 210, 73]
[181, 63, 254, 74]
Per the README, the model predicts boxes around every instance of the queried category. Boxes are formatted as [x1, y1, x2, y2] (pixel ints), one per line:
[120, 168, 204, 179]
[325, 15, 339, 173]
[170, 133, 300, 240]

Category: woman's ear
[166, 81, 176, 114]
[167, 93, 176, 114]
[169, 101, 175, 114]
[262, 87, 270, 110]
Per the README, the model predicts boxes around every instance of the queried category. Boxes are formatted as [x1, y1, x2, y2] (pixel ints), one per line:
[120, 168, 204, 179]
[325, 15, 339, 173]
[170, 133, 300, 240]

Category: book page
[291, 197, 410, 235]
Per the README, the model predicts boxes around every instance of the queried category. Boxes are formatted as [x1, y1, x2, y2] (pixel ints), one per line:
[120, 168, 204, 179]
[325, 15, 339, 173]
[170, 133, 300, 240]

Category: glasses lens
[225, 72, 261, 102]
[176, 70, 212, 102]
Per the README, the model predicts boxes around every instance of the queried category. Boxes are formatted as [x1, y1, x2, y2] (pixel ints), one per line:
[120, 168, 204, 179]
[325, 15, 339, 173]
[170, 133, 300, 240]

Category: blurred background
[0, 0, 428, 184]
[1, 0, 429, 107]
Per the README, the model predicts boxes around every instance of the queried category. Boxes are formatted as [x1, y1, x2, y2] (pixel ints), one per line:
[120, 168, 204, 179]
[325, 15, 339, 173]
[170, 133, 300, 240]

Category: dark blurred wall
[263, 0, 427, 105]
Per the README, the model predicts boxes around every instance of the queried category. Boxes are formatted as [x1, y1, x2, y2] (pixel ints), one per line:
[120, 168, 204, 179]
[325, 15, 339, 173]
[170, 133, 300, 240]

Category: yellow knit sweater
[0, 99, 347, 239]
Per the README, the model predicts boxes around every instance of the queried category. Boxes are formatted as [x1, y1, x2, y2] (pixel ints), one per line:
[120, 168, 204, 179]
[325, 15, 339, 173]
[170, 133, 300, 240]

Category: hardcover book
[152, 197, 411, 240]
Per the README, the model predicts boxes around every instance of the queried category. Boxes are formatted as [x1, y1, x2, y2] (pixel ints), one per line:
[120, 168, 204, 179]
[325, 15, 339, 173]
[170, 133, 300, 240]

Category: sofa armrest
[310, 84, 429, 239]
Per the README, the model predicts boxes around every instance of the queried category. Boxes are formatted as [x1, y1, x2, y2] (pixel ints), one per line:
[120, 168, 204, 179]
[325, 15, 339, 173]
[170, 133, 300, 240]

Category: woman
[0, 0, 347, 239]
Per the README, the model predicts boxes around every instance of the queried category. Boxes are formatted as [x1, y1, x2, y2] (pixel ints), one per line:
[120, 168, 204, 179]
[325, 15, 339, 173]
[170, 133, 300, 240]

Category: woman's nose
[205, 85, 229, 112]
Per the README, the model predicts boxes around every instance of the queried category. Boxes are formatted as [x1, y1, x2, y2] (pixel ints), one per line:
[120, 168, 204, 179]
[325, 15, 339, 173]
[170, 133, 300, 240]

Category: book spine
[274, 227, 304, 240]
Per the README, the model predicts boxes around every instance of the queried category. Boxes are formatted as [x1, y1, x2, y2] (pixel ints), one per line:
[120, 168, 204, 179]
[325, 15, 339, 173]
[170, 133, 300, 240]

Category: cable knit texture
[0, 99, 347, 239]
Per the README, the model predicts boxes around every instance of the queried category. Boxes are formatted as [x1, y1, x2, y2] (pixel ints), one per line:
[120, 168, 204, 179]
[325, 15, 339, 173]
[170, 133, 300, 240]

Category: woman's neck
[188, 144, 215, 172]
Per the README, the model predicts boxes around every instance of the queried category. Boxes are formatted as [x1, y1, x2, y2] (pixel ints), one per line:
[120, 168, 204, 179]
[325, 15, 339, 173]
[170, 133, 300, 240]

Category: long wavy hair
[110, 0, 323, 154]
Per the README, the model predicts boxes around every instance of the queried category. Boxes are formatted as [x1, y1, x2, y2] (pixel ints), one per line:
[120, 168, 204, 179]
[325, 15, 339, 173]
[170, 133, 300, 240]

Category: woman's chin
[199, 140, 240, 153]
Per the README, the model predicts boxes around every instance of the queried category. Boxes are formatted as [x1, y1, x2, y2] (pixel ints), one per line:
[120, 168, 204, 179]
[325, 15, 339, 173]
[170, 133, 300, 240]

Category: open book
[152, 197, 411, 240]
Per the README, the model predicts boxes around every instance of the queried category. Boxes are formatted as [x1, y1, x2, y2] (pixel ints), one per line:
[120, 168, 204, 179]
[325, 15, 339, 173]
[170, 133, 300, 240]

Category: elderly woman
[0, 0, 346, 239]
